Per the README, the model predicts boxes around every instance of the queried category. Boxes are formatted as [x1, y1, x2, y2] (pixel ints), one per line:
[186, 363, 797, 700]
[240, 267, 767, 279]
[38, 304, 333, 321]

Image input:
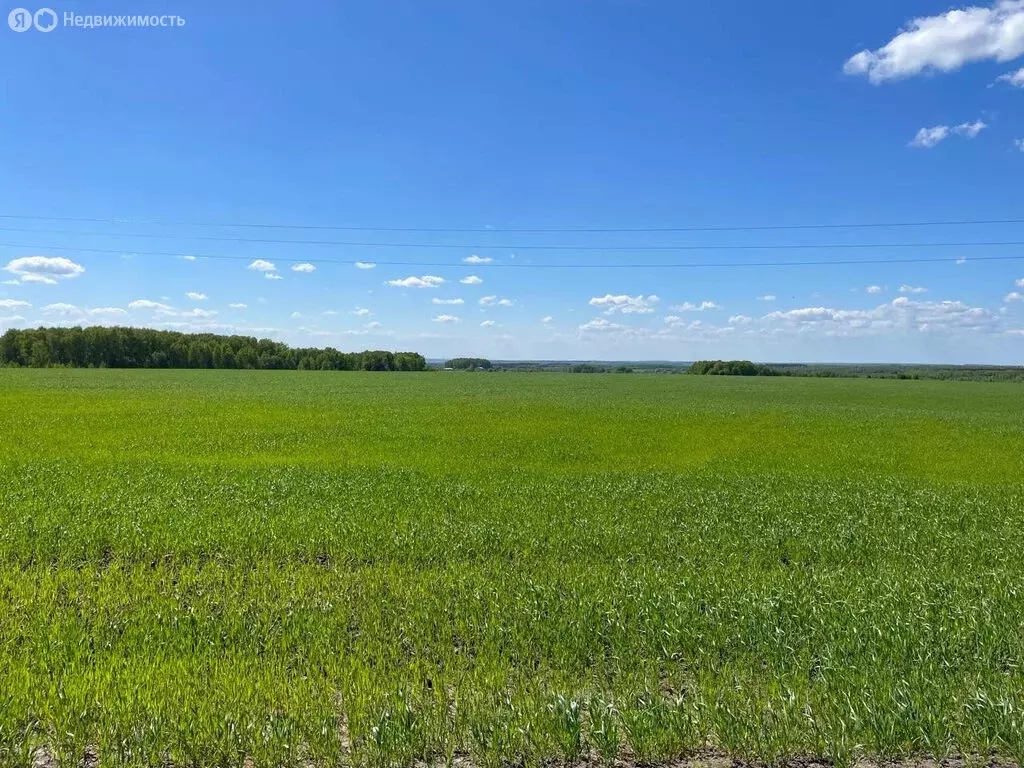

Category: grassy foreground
[1, 369, 1023, 767]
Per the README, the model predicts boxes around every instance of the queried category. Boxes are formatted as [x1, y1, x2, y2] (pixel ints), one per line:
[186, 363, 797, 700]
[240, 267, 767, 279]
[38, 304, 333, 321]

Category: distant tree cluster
[565, 364, 633, 373]
[0, 327, 427, 371]
[445, 358, 492, 370]
[688, 360, 778, 376]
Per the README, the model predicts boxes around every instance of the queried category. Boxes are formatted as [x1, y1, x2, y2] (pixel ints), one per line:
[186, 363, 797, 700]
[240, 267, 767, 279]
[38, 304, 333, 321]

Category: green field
[1, 369, 1023, 767]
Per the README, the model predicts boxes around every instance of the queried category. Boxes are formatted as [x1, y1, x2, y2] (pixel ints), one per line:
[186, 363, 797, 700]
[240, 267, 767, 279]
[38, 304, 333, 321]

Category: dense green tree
[0, 327, 427, 372]
[445, 358, 491, 370]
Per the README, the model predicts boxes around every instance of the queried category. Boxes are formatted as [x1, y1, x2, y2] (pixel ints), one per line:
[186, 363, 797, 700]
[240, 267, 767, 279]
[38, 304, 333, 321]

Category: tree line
[0, 327, 427, 371]
[445, 358, 492, 370]
[687, 360, 778, 376]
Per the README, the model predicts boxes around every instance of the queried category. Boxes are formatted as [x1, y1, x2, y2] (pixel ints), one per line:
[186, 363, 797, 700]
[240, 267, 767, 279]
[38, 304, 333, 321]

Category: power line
[0, 226, 1022, 251]
[0, 212, 1023, 234]
[0, 241, 1016, 268]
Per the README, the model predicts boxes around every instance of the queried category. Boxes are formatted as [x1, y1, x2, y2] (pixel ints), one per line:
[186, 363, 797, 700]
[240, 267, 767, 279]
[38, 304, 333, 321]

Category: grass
[0, 368, 1022, 767]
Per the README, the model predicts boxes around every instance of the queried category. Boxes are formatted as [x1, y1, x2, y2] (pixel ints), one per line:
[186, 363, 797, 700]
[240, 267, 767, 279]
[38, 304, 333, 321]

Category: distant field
[1, 369, 1023, 767]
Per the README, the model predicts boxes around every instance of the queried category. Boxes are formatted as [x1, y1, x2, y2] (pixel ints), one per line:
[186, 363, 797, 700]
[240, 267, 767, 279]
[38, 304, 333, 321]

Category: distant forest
[0, 327, 427, 371]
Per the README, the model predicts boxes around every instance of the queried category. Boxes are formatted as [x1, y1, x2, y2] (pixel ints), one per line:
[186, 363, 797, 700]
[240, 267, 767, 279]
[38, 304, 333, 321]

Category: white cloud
[955, 119, 987, 138]
[247, 259, 277, 272]
[322, 310, 337, 315]
[729, 315, 753, 325]
[480, 320, 496, 327]
[1016, 278, 1024, 287]
[183, 308, 217, 318]
[589, 294, 660, 314]
[866, 285, 885, 294]
[3, 256, 85, 284]
[186, 292, 207, 301]
[432, 298, 464, 305]
[997, 66, 1024, 85]
[350, 308, 371, 316]
[844, 1, 1024, 83]
[291, 263, 316, 273]
[909, 126, 950, 148]
[579, 317, 628, 333]
[129, 299, 174, 311]
[463, 255, 493, 264]
[541, 316, 553, 324]
[460, 275, 483, 285]
[899, 284, 928, 294]
[291, 311, 302, 319]
[42, 302, 79, 315]
[1016, 138, 1024, 152]
[365, 321, 381, 330]
[1005, 291, 1024, 302]
[956, 258, 968, 265]
[908, 121, 986, 149]
[0, 315, 25, 323]
[265, 273, 284, 280]
[0, 299, 31, 309]
[663, 315, 683, 326]
[673, 301, 720, 312]
[354, 262, 376, 270]
[388, 275, 445, 288]
[89, 307, 128, 316]
[479, 295, 514, 307]
[229, 303, 248, 309]
[432, 314, 460, 323]
[752, 297, 1002, 338]
[182, 255, 197, 261]
[758, 294, 776, 302]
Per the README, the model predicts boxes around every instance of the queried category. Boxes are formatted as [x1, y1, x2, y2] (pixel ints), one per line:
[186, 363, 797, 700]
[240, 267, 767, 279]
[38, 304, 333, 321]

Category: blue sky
[1, 0, 1023, 363]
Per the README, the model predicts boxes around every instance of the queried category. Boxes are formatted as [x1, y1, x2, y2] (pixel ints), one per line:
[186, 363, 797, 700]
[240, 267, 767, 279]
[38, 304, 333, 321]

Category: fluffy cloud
[899, 284, 928, 294]
[844, 1, 1024, 83]
[541, 316, 553, 324]
[480, 320, 496, 327]
[909, 121, 985, 148]
[185, 308, 217, 318]
[350, 308, 371, 316]
[42, 302, 79, 315]
[129, 299, 173, 311]
[265, 273, 284, 280]
[1016, 278, 1024, 287]
[354, 262, 376, 270]
[866, 285, 884, 294]
[756, 297, 1001, 337]
[1006, 291, 1024, 302]
[0, 299, 31, 309]
[673, 301, 720, 312]
[3, 256, 85, 285]
[247, 259, 277, 272]
[460, 275, 483, 285]
[186, 292, 207, 301]
[432, 298, 464, 305]
[89, 307, 128, 316]
[589, 294, 660, 314]
[388, 275, 445, 288]
[579, 317, 628, 333]
[228, 303, 248, 309]
[432, 314, 459, 323]
[463, 255, 493, 264]
[182, 255, 197, 261]
[291, 263, 316, 273]
[909, 126, 950, 148]
[758, 294, 776, 302]
[479, 295, 514, 306]
[997, 66, 1024, 85]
